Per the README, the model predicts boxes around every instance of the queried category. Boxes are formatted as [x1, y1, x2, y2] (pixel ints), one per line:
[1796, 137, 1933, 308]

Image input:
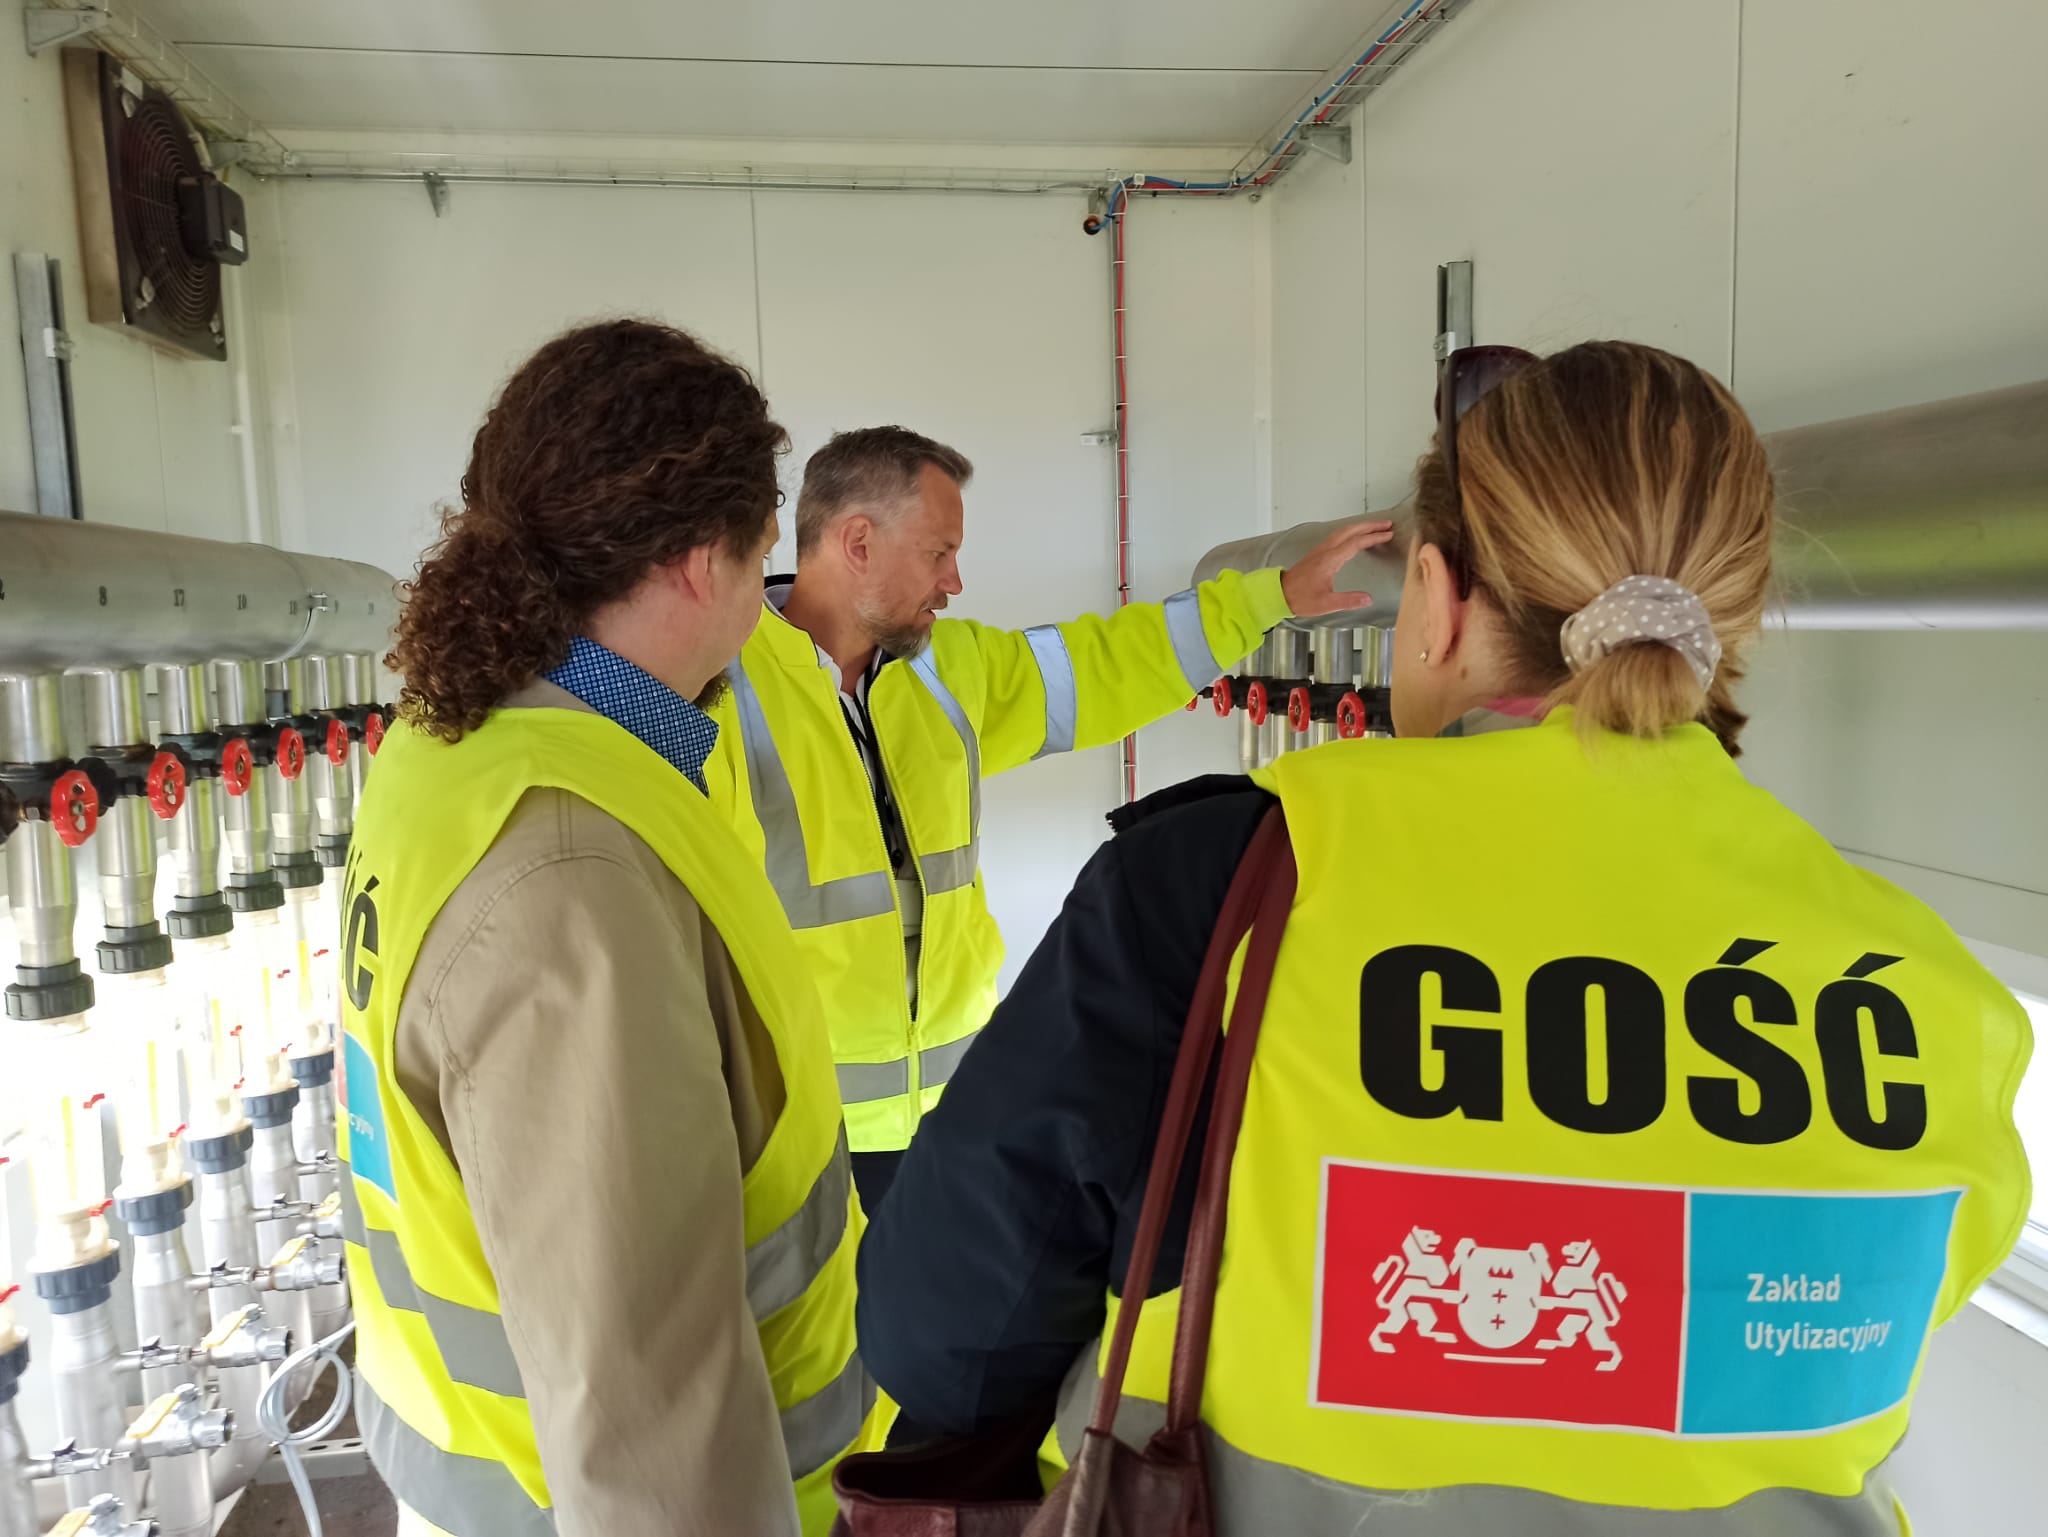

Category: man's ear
[668, 544, 718, 605]
[839, 513, 874, 575]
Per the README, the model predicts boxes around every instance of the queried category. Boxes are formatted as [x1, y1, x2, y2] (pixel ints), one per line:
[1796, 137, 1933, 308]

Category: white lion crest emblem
[1369, 1227, 1628, 1370]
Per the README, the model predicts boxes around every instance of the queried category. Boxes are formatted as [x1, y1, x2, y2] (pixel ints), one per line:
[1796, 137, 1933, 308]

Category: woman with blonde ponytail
[852, 340, 2032, 1537]
[1395, 340, 1771, 751]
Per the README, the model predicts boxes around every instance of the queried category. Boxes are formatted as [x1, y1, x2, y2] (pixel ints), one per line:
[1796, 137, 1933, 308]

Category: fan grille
[118, 91, 217, 339]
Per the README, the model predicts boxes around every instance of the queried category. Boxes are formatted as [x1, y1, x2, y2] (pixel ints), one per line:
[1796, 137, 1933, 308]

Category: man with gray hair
[706, 424, 1389, 1205]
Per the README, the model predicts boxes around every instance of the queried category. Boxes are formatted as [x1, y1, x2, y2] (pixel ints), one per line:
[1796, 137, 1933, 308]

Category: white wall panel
[753, 189, 1120, 983]
[1263, 1, 2048, 1525]
[1270, 113, 1367, 529]
[1731, 0, 2048, 428]
[0, 11, 249, 542]
[270, 179, 760, 577]
[1356, 0, 1737, 507]
[1120, 196, 1264, 794]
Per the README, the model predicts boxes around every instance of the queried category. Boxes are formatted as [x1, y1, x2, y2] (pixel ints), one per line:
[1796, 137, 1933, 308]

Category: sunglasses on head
[1433, 344, 1540, 595]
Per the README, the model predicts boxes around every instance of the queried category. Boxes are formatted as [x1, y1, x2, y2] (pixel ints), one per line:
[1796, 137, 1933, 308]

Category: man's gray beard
[854, 598, 934, 663]
[870, 624, 932, 663]
[693, 670, 732, 711]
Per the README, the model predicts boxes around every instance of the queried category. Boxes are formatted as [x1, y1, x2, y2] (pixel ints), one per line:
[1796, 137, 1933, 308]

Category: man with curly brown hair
[336, 319, 878, 1537]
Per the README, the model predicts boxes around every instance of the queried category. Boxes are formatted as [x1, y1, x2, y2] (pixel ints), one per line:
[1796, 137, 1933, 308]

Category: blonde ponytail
[1413, 341, 1774, 753]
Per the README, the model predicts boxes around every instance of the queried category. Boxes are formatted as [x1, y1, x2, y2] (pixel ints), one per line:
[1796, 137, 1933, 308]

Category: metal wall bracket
[13, 253, 85, 519]
[422, 171, 451, 217]
[253, 1436, 371, 1483]
[1297, 124, 1352, 165]
[208, 138, 262, 171]
[24, 4, 112, 56]
[1434, 260, 1475, 361]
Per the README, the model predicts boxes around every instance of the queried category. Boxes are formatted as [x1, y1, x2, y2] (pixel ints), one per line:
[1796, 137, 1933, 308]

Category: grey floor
[220, 1339, 397, 1537]
[221, 1473, 397, 1537]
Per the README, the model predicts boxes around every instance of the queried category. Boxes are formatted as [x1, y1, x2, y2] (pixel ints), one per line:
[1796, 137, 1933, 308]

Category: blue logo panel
[341, 1031, 398, 1204]
[1681, 1189, 1959, 1436]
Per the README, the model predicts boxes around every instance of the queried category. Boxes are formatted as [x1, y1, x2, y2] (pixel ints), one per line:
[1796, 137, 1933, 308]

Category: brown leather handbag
[831, 808, 1297, 1537]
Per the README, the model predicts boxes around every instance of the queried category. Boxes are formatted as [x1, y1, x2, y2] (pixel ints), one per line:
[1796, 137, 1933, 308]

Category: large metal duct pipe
[0, 511, 397, 667]
[1193, 378, 2048, 631]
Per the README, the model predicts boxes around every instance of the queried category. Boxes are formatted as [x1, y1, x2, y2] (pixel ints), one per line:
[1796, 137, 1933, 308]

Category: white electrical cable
[256, 1319, 356, 1537]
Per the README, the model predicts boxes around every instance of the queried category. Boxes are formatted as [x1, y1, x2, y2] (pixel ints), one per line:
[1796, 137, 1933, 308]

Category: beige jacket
[391, 682, 799, 1536]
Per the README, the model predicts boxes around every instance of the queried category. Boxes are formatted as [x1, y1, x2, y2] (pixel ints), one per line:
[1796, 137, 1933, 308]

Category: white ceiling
[127, 0, 1378, 147]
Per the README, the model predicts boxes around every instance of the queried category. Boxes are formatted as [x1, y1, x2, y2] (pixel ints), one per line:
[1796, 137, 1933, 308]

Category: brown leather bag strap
[1163, 812, 1297, 1433]
[1087, 806, 1293, 1437]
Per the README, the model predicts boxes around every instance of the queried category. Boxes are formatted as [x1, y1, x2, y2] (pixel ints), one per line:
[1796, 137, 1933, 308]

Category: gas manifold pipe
[70, 667, 178, 977]
[120, 1305, 292, 1503]
[1, 672, 98, 1025]
[180, 1126, 270, 1489]
[121, 1385, 233, 1537]
[288, 1050, 350, 1341]
[0, 1334, 35, 1537]
[31, 1238, 135, 1513]
[209, 660, 287, 918]
[262, 660, 321, 896]
[299, 655, 356, 870]
[154, 663, 235, 944]
[190, 1235, 342, 1412]
[112, 1169, 207, 1407]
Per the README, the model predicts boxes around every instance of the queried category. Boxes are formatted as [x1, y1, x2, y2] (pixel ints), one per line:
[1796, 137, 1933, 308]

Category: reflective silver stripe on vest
[1161, 587, 1220, 695]
[730, 663, 895, 929]
[781, 1347, 879, 1481]
[1056, 1348, 1903, 1535]
[357, 1373, 558, 1537]
[363, 1225, 530, 1400]
[745, 1128, 851, 1321]
[918, 1031, 981, 1091]
[336, 1158, 369, 1246]
[836, 1057, 912, 1105]
[1022, 624, 1078, 759]
[906, 650, 980, 895]
[917, 843, 977, 896]
[338, 1157, 530, 1401]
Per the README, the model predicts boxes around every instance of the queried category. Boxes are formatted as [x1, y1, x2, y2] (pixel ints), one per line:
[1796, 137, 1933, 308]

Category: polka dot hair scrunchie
[1558, 575, 1722, 691]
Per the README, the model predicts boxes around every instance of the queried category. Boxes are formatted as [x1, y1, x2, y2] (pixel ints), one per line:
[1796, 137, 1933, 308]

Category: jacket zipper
[837, 668, 922, 1111]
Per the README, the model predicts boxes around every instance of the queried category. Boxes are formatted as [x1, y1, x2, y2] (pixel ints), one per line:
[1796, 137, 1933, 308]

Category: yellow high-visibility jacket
[1060, 714, 2033, 1534]
[338, 708, 879, 1536]
[707, 570, 1292, 1152]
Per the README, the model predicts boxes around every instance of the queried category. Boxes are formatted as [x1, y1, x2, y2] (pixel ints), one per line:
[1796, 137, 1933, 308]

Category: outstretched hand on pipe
[1279, 520, 1398, 616]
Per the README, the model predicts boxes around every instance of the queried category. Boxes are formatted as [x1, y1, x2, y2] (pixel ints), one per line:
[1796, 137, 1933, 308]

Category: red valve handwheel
[1211, 678, 1233, 717]
[146, 752, 187, 820]
[276, 728, 305, 781]
[1246, 681, 1269, 726]
[325, 718, 350, 766]
[1288, 686, 1313, 734]
[51, 770, 99, 848]
[1337, 691, 1368, 739]
[221, 738, 255, 796]
[365, 712, 387, 755]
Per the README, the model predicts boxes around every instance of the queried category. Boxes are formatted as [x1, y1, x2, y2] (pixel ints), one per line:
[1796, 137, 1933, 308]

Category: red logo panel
[1314, 1163, 1686, 1432]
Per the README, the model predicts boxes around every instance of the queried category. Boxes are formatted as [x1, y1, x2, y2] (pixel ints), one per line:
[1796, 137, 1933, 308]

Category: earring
[1418, 650, 1430, 664]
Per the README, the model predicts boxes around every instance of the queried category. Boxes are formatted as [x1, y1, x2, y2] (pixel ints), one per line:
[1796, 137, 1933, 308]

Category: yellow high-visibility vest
[337, 707, 881, 1536]
[1060, 713, 2032, 1534]
[706, 570, 1293, 1153]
